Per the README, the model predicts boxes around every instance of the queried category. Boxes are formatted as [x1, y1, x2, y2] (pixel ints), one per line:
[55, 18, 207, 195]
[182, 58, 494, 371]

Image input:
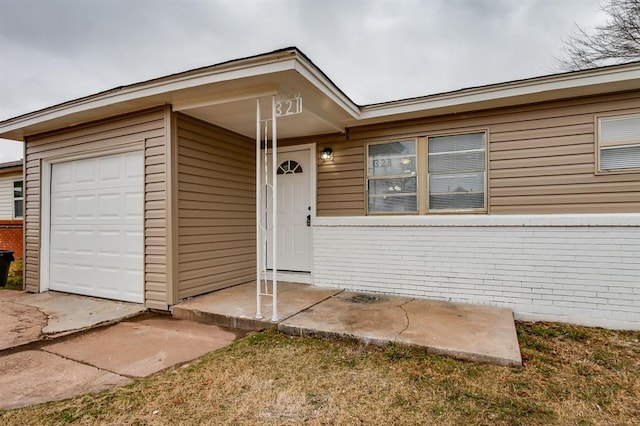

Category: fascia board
[0, 166, 22, 176]
[357, 65, 640, 123]
[0, 57, 299, 138]
[293, 59, 361, 118]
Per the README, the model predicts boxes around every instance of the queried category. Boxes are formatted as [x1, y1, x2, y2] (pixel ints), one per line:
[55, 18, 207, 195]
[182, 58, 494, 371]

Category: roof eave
[0, 160, 23, 174]
[352, 62, 640, 126]
[0, 47, 360, 141]
[3, 50, 640, 140]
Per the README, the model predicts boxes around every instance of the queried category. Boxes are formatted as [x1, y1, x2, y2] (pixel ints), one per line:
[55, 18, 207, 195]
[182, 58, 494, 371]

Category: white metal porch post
[270, 95, 278, 322]
[255, 96, 279, 322]
[255, 99, 262, 319]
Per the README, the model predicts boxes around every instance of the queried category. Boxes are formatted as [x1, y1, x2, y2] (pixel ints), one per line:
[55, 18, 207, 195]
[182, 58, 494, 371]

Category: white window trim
[426, 131, 488, 213]
[596, 113, 640, 174]
[12, 179, 23, 219]
[366, 138, 419, 215]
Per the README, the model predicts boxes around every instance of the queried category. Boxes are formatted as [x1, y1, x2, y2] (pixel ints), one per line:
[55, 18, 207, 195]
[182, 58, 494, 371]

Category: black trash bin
[0, 250, 15, 288]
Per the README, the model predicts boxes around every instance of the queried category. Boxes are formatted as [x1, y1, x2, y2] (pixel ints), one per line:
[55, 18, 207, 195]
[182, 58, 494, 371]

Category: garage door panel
[75, 194, 97, 220]
[51, 226, 142, 253]
[99, 156, 122, 182]
[125, 192, 144, 219]
[51, 161, 74, 187]
[49, 151, 144, 303]
[98, 193, 122, 219]
[51, 196, 74, 223]
[52, 191, 142, 225]
[76, 160, 96, 183]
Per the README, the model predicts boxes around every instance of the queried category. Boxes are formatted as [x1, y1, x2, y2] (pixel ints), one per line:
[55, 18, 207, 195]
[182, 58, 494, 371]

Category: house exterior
[0, 48, 638, 329]
[0, 160, 24, 258]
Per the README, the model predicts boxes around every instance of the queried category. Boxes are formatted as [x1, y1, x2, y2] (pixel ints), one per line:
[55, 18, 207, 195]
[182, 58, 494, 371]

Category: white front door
[266, 146, 313, 272]
[48, 152, 144, 303]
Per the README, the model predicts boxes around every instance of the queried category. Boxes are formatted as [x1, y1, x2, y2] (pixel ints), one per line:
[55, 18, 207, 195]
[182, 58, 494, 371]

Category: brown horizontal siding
[176, 113, 255, 300]
[315, 140, 365, 216]
[144, 131, 169, 309]
[486, 94, 640, 213]
[22, 107, 168, 309]
[284, 90, 640, 216]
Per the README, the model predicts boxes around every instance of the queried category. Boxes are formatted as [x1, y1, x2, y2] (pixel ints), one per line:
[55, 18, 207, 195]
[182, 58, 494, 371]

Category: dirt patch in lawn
[1, 322, 639, 425]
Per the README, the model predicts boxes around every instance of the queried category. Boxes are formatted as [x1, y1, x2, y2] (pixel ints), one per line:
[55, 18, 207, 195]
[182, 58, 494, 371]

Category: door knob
[306, 215, 311, 227]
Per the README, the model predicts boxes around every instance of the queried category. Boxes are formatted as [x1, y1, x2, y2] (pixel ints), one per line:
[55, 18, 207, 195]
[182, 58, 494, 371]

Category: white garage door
[49, 151, 144, 303]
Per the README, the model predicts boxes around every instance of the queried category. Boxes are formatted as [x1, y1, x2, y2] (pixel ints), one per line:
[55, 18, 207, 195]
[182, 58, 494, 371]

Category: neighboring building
[0, 160, 23, 258]
[0, 48, 638, 329]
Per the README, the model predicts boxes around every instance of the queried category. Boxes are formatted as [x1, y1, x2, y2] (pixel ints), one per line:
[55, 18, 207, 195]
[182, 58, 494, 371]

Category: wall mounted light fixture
[320, 147, 333, 161]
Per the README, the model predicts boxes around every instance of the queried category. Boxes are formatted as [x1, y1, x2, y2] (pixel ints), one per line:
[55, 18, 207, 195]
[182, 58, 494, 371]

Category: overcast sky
[0, 0, 606, 162]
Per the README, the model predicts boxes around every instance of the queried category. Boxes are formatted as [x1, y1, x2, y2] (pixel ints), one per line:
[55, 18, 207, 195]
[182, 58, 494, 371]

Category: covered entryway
[266, 146, 314, 272]
[48, 151, 144, 303]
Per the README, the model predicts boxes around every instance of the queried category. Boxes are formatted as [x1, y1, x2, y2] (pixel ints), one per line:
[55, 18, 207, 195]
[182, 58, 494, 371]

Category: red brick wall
[0, 220, 23, 259]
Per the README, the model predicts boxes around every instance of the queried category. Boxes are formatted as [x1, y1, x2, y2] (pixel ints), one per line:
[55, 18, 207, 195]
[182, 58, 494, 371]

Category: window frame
[595, 112, 640, 174]
[364, 130, 488, 216]
[365, 138, 419, 215]
[426, 130, 488, 214]
[12, 179, 24, 219]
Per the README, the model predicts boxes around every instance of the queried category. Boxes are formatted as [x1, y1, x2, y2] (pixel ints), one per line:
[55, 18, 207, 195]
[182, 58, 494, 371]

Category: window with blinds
[599, 115, 640, 172]
[427, 132, 486, 211]
[367, 140, 417, 213]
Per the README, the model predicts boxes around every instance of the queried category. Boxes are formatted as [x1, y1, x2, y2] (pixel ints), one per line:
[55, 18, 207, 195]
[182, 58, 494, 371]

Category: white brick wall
[312, 214, 640, 330]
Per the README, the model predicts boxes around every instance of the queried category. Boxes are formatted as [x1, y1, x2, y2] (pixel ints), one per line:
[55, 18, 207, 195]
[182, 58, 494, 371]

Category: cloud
[0, 0, 605, 122]
[0, 139, 23, 163]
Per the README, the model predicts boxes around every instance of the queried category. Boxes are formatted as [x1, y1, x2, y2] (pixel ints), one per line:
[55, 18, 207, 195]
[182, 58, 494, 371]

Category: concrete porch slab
[173, 282, 342, 330]
[0, 350, 131, 410]
[279, 291, 522, 367]
[43, 317, 245, 377]
[173, 282, 521, 366]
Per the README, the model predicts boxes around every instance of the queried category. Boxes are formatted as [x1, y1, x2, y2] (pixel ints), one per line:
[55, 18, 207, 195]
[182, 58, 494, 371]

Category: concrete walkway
[0, 315, 244, 410]
[0, 290, 245, 410]
[174, 282, 522, 367]
[0, 283, 522, 410]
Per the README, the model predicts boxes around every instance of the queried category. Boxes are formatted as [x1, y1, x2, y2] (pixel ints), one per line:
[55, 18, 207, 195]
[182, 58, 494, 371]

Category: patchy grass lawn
[1, 322, 639, 425]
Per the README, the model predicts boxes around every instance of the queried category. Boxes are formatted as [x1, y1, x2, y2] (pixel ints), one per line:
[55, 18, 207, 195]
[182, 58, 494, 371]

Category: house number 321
[275, 96, 303, 117]
[373, 158, 392, 167]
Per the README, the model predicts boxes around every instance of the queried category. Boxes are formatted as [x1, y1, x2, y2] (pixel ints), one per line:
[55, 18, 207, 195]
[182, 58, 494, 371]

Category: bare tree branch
[558, 0, 640, 70]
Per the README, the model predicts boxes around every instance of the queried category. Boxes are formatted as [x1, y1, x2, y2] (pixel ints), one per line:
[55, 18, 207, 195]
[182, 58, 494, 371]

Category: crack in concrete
[284, 289, 345, 322]
[39, 348, 133, 380]
[4, 299, 50, 341]
[394, 299, 413, 342]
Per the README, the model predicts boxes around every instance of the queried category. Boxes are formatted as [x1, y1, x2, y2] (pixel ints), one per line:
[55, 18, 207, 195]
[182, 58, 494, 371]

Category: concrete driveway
[0, 290, 146, 350]
[0, 291, 245, 410]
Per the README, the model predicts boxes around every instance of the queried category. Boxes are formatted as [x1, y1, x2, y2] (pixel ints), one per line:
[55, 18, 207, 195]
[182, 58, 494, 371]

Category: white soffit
[175, 66, 358, 138]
